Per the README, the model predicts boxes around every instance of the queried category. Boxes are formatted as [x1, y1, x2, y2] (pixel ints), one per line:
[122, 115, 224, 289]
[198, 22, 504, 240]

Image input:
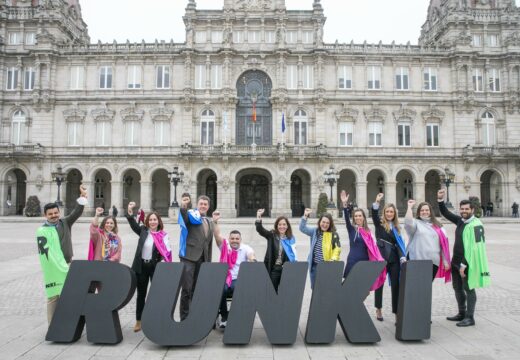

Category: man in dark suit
[179, 195, 213, 320]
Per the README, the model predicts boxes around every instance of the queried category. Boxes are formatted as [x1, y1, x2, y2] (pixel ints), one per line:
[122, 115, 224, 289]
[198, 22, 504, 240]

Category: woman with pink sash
[404, 200, 451, 282]
[340, 191, 387, 291]
[88, 207, 122, 262]
[126, 201, 172, 333]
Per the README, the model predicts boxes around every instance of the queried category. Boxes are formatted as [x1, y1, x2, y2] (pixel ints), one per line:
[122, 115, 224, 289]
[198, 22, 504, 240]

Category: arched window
[12, 110, 26, 145]
[201, 109, 215, 145]
[481, 111, 495, 146]
[294, 109, 307, 145]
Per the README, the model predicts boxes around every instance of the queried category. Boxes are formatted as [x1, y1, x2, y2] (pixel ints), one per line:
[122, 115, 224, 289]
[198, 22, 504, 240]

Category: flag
[252, 101, 257, 123]
[282, 112, 286, 133]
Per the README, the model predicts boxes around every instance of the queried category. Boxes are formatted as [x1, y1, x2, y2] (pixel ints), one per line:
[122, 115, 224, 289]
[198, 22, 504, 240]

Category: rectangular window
[368, 66, 381, 90]
[426, 124, 439, 147]
[25, 32, 36, 45]
[211, 31, 222, 44]
[127, 65, 142, 89]
[473, 69, 483, 92]
[368, 122, 382, 146]
[423, 67, 437, 91]
[99, 66, 112, 89]
[12, 120, 25, 145]
[482, 121, 496, 146]
[286, 31, 298, 43]
[294, 121, 307, 145]
[156, 65, 170, 89]
[8, 32, 20, 45]
[201, 121, 215, 145]
[195, 64, 206, 89]
[211, 65, 222, 89]
[70, 66, 84, 90]
[395, 67, 409, 90]
[6, 67, 18, 90]
[488, 68, 500, 92]
[265, 31, 276, 43]
[248, 31, 260, 43]
[96, 122, 110, 146]
[68, 122, 80, 146]
[303, 65, 314, 89]
[125, 122, 139, 146]
[338, 66, 352, 89]
[287, 65, 298, 89]
[195, 31, 207, 43]
[398, 124, 411, 147]
[302, 31, 314, 44]
[472, 34, 482, 47]
[24, 67, 35, 90]
[233, 31, 243, 43]
[339, 123, 353, 146]
[487, 34, 499, 47]
[155, 121, 170, 146]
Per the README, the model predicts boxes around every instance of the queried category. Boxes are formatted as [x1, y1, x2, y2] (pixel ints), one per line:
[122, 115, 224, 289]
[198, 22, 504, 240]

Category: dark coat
[255, 220, 290, 274]
[127, 215, 163, 274]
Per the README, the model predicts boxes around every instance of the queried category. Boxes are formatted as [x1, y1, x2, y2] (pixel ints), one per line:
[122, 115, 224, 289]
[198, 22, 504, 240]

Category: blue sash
[281, 237, 297, 262]
[391, 226, 406, 256]
[178, 209, 203, 258]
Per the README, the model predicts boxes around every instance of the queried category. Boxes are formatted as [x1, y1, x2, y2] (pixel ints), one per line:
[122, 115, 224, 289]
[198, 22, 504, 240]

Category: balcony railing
[462, 145, 520, 157]
[0, 143, 43, 156]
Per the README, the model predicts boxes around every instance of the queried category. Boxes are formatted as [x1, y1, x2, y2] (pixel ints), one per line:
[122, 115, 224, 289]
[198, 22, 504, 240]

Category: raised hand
[256, 209, 265, 219]
[95, 207, 104, 217]
[304, 208, 312, 218]
[79, 184, 88, 198]
[128, 201, 136, 215]
[212, 210, 221, 223]
[408, 199, 416, 208]
[375, 193, 384, 203]
[437, 189, 446, 201]
[340, 190, 349, 207]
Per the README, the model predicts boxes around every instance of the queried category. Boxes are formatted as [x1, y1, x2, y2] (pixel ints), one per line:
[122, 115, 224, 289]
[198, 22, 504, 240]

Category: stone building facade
[1, 0, 520, 218]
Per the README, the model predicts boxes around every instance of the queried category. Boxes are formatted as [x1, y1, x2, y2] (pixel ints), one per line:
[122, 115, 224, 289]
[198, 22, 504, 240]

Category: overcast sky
[81, 0, 520, 45]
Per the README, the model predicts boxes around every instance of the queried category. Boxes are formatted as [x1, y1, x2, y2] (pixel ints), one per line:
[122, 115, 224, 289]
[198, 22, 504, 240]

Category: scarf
[178, 209, 204, 258]
[87, 227, 104, 261]
[280, 236, 297, 262]
[150, 230, 172, 262]
[358, 227, 387, 291]
[37, 225, 69, 298]
[462, 218, 490, 290]
[219, 238, 238, 287]
[391, 225, 407, 256]
[432, 225, 452, 283]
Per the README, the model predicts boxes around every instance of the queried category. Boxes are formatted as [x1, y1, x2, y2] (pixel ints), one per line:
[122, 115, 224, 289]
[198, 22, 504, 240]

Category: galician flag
[252, 101, 257, 123]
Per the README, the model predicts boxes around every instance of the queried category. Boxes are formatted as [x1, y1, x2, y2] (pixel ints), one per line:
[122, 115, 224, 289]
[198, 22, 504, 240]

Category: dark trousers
[374, 259, 400, 314]
[452, 267, 477, 317]
[270, 265, 283, 291]
[136, 260, 156, 321]
[432, 264, 439, 281]
[219, 279, 237, 322]
[180, 257, 204, 321]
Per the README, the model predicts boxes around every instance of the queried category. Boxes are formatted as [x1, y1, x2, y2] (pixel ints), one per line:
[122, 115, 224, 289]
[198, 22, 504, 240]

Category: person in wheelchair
[212, 210, 256, 329]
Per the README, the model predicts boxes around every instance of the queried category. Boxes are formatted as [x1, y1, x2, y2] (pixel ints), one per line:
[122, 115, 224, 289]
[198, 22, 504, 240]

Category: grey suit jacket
[180, 208, 213, 262]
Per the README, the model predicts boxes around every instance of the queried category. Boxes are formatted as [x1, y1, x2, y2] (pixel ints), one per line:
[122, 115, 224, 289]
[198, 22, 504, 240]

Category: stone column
[216, 177, 236, 218]
[414, 181, 426, 204]
[356, 181, 368, 213]
[82, 181, 94, 216]
[141, 181, 152, 213]
[111, 180, 123, 214]
[386, 181, 397, 208]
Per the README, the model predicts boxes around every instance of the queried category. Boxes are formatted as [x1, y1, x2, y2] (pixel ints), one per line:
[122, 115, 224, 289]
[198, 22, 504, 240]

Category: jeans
[219, 279, 237, 321]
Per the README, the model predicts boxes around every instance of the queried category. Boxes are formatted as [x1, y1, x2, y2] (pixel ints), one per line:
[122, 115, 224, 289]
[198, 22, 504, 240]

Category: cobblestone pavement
[1, 218, 519, 359]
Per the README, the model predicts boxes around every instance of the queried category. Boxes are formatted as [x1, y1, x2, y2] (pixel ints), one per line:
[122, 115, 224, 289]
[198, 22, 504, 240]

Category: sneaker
[217, 317, 227, 329]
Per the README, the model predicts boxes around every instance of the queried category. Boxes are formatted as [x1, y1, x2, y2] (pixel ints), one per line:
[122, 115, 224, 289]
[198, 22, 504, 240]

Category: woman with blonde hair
[372, 193, 406, 323]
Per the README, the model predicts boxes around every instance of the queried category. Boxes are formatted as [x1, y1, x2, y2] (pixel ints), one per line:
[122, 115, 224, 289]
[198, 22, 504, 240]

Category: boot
[133, 320, 142, 332]
[446, 312, 465, 321]
[456, 316, 475, 327]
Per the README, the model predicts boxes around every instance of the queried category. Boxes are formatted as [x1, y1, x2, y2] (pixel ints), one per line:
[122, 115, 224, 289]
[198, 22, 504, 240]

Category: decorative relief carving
[335, 103, 359, 123]
[364, 104, 387, 123]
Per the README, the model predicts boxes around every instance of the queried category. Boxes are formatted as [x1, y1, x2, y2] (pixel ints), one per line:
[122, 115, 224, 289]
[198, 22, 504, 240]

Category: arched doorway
[152, 169, 170, 216]
[4, 169, 27, 215]
[236, 70, 272, 145]
[236, 169, 272, 217]
[367, 169, 386, 212]
[337, 169, 357, 212]
[94, 169, 111, 213]
[481, 170, 503, 216]
[122, 169, 141, 211]
[396, 170, 414, 216]
[290, 169, 311, 217]
[197, 169, 218, 216]
[65, 169, 83, 215]
[425, 170, 441, 216]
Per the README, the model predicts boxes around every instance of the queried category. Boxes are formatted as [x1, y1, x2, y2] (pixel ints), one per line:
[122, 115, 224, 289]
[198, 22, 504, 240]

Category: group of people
[36, 185, 490, 333]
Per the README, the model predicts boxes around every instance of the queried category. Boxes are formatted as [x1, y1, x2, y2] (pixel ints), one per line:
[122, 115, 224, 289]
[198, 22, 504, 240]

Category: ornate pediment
[120, 106, 144, 122]
[63, 107, 87, 123]
[505, 32, 520, 47]
[91, 105, 115, 122]
[233, 0, 272, 10]
[150, 104, 174, 122]
[421, 104, 445, 123]
[335, 103, 359, 122]
[393, 104, 417, 124]
[364, 105, 387, 122]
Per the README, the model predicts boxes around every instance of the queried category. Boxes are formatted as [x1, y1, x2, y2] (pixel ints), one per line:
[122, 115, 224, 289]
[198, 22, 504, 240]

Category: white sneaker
[217, 318, 227, 329]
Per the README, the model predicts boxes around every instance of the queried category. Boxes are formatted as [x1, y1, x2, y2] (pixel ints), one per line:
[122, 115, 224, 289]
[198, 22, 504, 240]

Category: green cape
[37, 225, 69, 298]
[463, 218, 490, 290]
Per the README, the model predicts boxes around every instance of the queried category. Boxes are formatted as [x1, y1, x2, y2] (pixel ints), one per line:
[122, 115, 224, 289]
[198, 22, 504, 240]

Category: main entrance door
[236, 70, 272, 145]
[236, 169, 271, 217]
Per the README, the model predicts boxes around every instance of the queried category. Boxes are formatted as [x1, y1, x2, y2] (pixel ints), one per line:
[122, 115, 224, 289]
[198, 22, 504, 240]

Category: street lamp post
[51, 166, 66, 207]
[323, 165, 339, 209]
[168, 166, 184, 208]
[440, 167, 455, 208]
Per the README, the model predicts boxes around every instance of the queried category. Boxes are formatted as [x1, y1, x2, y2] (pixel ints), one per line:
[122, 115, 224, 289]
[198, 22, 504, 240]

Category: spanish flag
[252, 101, 257, 123]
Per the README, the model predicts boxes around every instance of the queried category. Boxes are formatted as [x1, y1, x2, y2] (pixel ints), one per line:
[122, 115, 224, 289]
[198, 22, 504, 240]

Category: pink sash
[359, 228, 387, 291]
[150, 230, 172, 262]
[219, 239, 238, 287]
[432, 226, 452, 283]
[88, 227, 104, 261]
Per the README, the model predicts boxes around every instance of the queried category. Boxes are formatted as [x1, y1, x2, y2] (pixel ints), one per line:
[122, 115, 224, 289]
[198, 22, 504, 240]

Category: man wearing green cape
[438, 189, 490, 327]
[37, 185, 88, 324]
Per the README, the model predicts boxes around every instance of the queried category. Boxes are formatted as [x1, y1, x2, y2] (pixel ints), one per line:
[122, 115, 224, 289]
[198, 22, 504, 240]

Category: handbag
[376, 238, 395, 261]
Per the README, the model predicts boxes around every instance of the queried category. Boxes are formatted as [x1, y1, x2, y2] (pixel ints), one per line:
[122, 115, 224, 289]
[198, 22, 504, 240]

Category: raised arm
[90, 207, 104, 241]
[255, 209, 272, 239]
[371, 193, 384, 232]
[212, 210, 224, 249]
[404, 199, 417, 238]
[299, 208, 316, 237]
[340, 190, 354, 232]
[63, 185, 88, 227]
[437, 189, 461, 225]
[125, 201, 142, 235]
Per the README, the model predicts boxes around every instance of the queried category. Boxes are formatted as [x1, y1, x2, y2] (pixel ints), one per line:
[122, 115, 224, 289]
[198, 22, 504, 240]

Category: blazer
[371, 205, 405, 261]
[255, 220, 290, 274]
[127, 215, 163, 274]
[179, 208, 214, 263]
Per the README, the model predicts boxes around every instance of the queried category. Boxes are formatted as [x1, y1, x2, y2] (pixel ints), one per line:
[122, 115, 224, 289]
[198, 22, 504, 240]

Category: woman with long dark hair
[255, 209, 297, 290]
[88, 207, 122, 262]
[126, 202, 172, 332]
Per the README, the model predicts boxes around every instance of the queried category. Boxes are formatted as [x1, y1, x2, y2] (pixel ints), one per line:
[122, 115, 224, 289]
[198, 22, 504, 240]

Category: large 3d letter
[305, 261, 386, 344]
[142, 262, 227, 346]
[396, 260, 432, 341]
[223, 262, 308, 345]
[46, 261, 136, 344]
